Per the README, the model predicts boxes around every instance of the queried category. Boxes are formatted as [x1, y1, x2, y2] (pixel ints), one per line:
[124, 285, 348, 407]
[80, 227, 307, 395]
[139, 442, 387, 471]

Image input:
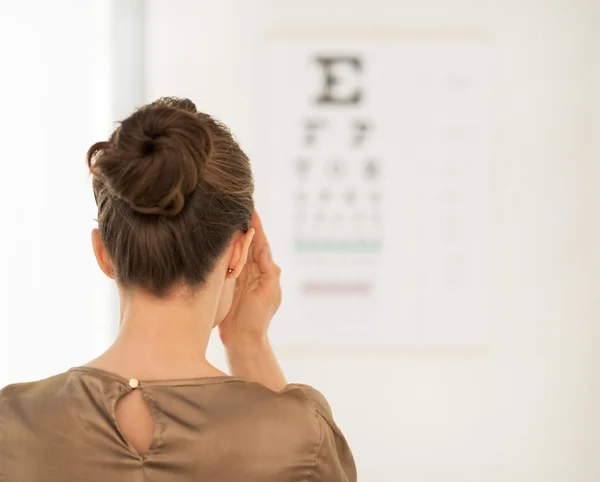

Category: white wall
[587, 1, 600, 478]
[145, 1, 599, 481]
[0, 1, 138, 386]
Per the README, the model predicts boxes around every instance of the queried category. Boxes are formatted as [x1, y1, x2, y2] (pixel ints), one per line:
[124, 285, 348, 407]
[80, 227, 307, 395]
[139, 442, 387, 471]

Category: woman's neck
[87, 286, 226, 380]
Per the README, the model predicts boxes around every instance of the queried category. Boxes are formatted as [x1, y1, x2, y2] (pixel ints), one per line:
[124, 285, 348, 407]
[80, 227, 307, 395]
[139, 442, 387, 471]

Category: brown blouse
[0, 367, 356, 481]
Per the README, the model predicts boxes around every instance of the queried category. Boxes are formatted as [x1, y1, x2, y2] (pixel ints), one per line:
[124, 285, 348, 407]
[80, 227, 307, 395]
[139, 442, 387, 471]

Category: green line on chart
[294, 240, 382, 252]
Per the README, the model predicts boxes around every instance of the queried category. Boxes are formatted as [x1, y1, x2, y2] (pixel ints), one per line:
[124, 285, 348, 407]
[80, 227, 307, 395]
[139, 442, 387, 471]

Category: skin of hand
[218, 211, 282, 347]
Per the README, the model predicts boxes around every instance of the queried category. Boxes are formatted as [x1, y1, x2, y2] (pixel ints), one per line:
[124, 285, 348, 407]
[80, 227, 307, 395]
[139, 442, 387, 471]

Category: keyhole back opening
[114, 386, 156, 457]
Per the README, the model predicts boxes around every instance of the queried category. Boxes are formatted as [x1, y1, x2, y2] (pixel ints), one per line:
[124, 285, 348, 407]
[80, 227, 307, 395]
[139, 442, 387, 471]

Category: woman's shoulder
[281, 383, 334, 415]
[222, 381, 343, 447]
[211, 380, 328, 429]
[0, 371, 73, 423]
[266, 383, 357, 481]
[0, 371, 71, 401]
[205, 380, 357, 480]
[221, 380, 333, 423]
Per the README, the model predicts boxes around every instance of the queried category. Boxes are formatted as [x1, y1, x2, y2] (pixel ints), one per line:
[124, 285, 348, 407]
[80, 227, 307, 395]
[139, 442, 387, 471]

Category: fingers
[237, 227, 255, 272]
[252, 214, 282, 305]
[251, 211, 270, 252]
[258, 247, 282, 310]
[258, 246, 281, 279]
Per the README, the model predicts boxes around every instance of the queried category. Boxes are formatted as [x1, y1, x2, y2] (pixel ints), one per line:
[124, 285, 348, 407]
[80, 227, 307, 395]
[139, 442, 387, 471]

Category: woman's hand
[219, 212, 282, 347]
[219, 212, 286, 391]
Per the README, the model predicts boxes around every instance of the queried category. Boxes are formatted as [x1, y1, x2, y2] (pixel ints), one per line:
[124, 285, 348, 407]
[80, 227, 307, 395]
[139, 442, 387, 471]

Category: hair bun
[87, 98, 212, 216]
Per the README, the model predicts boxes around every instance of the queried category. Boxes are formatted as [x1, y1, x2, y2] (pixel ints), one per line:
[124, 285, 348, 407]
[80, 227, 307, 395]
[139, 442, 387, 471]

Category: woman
[0, 97, 356, 481]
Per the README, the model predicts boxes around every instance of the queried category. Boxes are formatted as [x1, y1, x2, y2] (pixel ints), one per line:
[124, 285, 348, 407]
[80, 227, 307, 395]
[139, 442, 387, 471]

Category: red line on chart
[301, 282, 372, 295]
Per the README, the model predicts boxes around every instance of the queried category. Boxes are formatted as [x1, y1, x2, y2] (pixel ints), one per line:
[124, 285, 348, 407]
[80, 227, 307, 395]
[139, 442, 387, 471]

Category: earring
[227, 268, 234, 274]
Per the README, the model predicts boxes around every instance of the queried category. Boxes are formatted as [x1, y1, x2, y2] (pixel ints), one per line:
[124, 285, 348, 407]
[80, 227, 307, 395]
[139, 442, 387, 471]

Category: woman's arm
[219, 213, 287, 391]
[224, 336, 287, 392]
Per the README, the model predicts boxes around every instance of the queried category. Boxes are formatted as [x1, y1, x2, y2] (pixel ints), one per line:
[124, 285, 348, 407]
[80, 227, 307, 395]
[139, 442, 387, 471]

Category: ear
[227, 228, 255, 279]
[91, 228, 116, 279]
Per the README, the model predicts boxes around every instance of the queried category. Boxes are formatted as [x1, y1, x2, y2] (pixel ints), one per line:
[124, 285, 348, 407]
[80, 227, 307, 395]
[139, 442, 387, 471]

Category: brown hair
[87, 97, 254, 296]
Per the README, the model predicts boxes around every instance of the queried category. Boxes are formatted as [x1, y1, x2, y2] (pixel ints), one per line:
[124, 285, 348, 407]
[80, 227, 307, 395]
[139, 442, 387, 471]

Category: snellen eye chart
[265, 36, 492, 348]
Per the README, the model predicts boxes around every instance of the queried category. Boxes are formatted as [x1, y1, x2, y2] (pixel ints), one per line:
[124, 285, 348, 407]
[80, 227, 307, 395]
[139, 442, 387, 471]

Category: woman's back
[0, 97, 356, 480]
[0, 367, 355, 481]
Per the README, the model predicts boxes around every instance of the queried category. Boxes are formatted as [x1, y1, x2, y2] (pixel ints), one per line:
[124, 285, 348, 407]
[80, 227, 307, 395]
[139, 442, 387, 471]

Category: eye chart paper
[265, 36, 492, 348]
